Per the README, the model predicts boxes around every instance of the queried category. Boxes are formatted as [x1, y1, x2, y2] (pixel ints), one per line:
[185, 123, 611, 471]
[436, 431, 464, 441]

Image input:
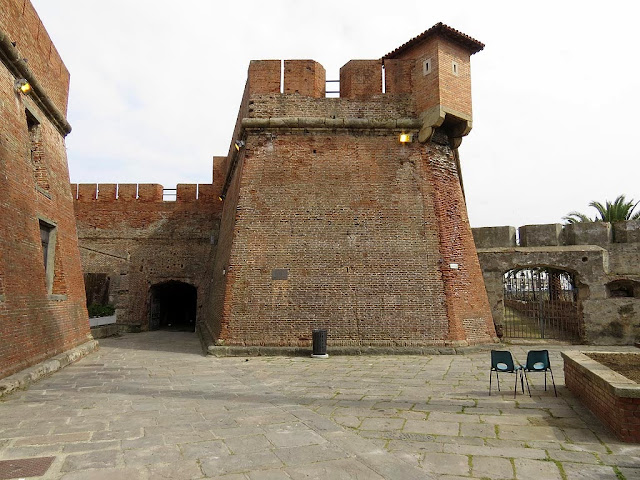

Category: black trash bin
[312, 329, 328, 358]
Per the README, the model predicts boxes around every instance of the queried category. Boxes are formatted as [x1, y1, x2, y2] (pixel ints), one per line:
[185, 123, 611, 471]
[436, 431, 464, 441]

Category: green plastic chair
[522, 349, 557, 397]
[489, 350, 524, 398]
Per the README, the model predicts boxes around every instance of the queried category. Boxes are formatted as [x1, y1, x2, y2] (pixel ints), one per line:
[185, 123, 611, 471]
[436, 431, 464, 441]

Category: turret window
[422, 58, 432, 75]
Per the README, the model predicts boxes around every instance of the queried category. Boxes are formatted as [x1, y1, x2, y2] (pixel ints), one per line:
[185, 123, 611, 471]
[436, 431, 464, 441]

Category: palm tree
[563, 195, 640, 224]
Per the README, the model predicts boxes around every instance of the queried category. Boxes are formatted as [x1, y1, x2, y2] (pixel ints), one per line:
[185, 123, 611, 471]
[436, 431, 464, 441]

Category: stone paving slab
[0, 331, 639, 479]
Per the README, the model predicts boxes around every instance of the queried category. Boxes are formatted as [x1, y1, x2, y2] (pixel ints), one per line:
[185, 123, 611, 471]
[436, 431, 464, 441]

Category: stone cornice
[0, 28, 72, 137]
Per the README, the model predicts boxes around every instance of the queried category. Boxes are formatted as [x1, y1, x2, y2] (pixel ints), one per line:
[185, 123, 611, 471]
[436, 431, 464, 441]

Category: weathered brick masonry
[202, 24, 497, 349]
[562, 351, 640, 442]
[1, 0, 91, 378]
[71, 24, 497, 349]
[73, 184, 221, 330]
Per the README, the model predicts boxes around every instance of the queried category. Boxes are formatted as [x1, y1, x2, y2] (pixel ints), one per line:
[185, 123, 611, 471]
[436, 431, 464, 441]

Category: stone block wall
[0, 0, 90, 379]
[473, 222, 640, 345]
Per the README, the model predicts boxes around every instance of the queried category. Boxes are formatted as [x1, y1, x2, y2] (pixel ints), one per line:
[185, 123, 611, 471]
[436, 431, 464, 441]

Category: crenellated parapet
[239, 23, 483, 150]
[473, 221, 640, 248]
[71, 183, 217, 203]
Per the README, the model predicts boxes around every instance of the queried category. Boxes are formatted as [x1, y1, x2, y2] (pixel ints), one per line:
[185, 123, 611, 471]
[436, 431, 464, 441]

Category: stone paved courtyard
[1, 332, 639, 479]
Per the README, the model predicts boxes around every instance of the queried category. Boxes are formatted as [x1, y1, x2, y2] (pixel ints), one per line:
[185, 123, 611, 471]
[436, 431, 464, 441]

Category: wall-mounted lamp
[15, 78, 32, 95]
[449, 263, 459, 270]
[399, 133, 413, 143]
[234, 140, 245, 151]
[218, 194, 225, 202]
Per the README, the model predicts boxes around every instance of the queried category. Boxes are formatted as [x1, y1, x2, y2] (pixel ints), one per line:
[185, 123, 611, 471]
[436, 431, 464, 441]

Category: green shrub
[87, 303, 115, 318]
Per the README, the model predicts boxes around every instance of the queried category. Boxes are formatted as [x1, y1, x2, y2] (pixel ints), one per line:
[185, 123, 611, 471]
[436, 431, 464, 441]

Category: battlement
[241, 24, 482, 148]
[473, 221, 640, 248]
[72, 183, 218, 203]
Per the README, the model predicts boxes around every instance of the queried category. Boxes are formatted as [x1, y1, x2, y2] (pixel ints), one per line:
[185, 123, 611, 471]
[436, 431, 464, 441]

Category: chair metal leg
[544, 371, 547, 391]
[513, 371, 518, 398]
[496, 372, 501, 392]
[549, 367, 557, 397]
[523, 370, 531, 397]
[489, 371, 492, 396]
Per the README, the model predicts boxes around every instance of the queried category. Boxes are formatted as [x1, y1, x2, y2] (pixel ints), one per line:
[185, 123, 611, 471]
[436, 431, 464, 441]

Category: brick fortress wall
[563, 352, 640, 442]
[205, 25, 496, 349]
[0, 0, 90, 378]
[72, 183, 221, 330]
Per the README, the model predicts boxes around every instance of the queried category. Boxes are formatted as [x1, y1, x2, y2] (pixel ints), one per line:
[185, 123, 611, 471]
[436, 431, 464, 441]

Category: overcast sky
[31, 0, 639, 228]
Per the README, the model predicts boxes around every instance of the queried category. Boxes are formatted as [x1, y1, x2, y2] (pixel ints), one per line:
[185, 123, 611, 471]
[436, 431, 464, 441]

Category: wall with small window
[0, 4, 90, 380]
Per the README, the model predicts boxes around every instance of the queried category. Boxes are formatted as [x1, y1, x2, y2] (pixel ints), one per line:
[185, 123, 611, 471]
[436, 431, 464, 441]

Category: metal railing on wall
[325, 80, 339, 97]
[162, 188, 176, 202]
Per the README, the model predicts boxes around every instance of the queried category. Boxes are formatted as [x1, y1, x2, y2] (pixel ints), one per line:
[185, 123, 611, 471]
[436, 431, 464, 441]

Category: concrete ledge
[562, 350, 640, 442]
[242, 117, 422, 130]
[207, 343, 501, 357]
[562, 351, 640, 398]
[0, 340, 99, 399]
[90, 324, 120, 339]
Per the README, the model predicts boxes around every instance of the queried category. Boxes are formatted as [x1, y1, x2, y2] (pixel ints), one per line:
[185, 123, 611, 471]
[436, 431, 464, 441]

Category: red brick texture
[0, 0, 70, 115]
[386, 36, 472, 118]
[1, 0, 90, 379]
[564, 357, 640, 442]
[340, 60, 382, 99]
[248, 60, 280, 94]
[208, 130, 495, 347]
[200, 25, 495, 349]
[73, 184, 221, 330]
[425, 143, 495, 344]
[284, 60, 325, 98]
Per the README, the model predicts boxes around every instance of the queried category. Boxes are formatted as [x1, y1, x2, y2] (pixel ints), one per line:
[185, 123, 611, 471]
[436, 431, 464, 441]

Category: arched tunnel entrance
[149, 281, 197, 332]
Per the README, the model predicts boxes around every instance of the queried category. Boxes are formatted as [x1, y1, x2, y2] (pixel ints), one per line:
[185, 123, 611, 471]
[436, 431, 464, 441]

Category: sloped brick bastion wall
[562, 351, 640, 442]
[1, 0, 92, 379]
[473, 221, 640, 344]
[202, 26, 498, 350]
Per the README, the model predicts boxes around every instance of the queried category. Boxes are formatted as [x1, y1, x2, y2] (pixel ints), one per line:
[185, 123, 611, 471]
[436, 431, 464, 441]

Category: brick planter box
[562, 351, 640, 442]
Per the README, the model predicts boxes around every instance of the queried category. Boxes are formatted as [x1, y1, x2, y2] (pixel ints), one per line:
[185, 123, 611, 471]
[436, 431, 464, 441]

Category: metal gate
[502, 267, 580, 341]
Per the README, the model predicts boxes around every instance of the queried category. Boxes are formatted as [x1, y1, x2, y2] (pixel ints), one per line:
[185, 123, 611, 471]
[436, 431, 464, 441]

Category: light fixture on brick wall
[234, 140, 245, 151]
[399, 133, 413, 143]
[15, 78, 32, 95]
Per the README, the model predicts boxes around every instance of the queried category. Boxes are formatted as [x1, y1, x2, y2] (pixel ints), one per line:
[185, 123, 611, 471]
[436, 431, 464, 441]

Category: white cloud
[32, 0, 640, 226]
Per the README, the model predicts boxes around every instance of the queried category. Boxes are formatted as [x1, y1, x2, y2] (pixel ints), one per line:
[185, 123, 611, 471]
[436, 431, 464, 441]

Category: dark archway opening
[149, 281, 197, 332]
[502, 267, 581, 341]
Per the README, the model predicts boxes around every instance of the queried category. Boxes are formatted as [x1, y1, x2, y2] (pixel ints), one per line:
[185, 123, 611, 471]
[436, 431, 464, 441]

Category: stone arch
[148, 281, 197, 332]
[502, 266, 581, 341]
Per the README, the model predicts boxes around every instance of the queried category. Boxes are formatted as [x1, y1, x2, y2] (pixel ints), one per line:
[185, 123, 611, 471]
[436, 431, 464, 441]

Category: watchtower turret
[383, 23, 484, 148]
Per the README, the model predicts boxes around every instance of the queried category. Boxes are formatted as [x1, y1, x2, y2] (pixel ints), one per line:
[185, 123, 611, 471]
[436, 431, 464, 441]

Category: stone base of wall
[562, 351, 640, 442]
[205, 343, 500, 357]
[0, 340, 99, 399]
[90, 324, 120, 339]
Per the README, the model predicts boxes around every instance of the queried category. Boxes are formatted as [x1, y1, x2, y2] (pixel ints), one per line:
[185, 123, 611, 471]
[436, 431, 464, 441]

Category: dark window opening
[39, 220, 56, 292]
[149, 281, 197, 332]
[606, 280, 639, 298]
